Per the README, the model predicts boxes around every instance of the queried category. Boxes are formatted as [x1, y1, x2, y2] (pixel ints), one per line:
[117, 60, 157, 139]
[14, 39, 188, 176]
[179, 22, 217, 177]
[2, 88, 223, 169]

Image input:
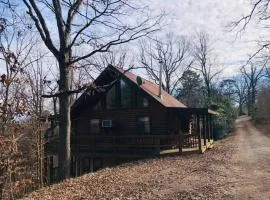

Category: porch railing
[45, 134, 201, 156]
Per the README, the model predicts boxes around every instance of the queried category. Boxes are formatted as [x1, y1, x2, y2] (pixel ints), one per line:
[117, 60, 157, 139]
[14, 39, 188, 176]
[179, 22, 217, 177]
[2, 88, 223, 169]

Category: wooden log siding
[74, 97, 168, 136]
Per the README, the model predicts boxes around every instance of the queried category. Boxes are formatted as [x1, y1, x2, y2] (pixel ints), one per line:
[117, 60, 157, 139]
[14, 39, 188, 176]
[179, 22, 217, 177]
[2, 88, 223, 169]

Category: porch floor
[159, 139, 214, 155]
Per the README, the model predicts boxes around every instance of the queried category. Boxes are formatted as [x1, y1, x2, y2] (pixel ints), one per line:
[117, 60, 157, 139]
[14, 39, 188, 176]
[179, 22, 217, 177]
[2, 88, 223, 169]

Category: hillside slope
[23, 117, 270, 200]
[22, 138, 237, 200]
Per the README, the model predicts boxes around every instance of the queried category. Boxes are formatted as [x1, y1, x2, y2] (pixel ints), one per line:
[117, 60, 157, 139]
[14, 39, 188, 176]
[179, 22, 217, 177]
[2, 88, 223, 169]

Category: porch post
[197, 115, 202, 152]
[207, 115, 211, 142]
[179, 128, 183, 154]
[203, 115, 207, 146]
[211, 115, 214, 140]
[75, 156, 80, 177]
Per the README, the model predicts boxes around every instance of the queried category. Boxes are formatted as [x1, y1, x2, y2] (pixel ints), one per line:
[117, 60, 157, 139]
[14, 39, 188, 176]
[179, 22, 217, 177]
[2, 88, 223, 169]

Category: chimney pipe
[158, 59, 163, 98]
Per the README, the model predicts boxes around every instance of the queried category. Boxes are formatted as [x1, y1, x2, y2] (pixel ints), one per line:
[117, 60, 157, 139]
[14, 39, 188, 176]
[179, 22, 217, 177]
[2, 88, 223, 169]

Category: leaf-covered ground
[22, 117, 270, 200]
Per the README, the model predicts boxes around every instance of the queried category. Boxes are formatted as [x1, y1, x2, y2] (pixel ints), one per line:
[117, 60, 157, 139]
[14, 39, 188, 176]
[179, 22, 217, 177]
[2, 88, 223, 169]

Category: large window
[120, 79, 132, 108]
[138, 95, 149, 108]
[137, 116, 151, 134]
[93, 101, 102, 111]
[90, 119, 100, 134]
[82, 157, 91, 173]
[104, 79, 150, 109]
[106, 84, 117, 109]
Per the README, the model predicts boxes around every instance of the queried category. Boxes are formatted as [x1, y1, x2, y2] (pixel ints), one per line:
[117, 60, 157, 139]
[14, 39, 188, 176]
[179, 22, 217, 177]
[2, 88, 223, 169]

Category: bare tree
[241, 63, 264, 116]
[256, 85, 270, 122]
[219, 77, 248, 115]
[232, 0, 270, 64]
[193, 32, 221, 105]
[234, 77, 248, 115]
[140, 33, 192, 95]
[21, 0, 163, 181]
[25, 58, 53, 188]
[0, 6, 43, 196]
[0, 7, 37, 135]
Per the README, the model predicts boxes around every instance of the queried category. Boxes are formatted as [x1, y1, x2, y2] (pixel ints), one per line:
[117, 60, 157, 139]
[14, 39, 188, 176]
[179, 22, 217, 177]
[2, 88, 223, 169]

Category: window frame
[137, 89, 150, 108]
[105, 83, 118, 110]
[120, 79, 133, 109]
[89, 119, 101, 134]
[136, 116, 151, 134]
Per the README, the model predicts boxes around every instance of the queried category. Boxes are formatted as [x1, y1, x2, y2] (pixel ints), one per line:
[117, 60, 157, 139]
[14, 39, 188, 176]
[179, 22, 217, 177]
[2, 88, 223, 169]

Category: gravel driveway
[23, 117, 270, 200]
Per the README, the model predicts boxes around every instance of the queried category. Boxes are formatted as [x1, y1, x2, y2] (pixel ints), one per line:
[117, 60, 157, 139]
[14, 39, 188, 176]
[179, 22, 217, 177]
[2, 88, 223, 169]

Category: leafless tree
[220, 77, 248, 115]
[241, 63, 265, 116]
[25, 58, 54, 188]
[193, 32, 221, 105]
[140, 33, 192, 95]
[21, 0, 163, 180]
[232, 0, 270, 65]
[0, 6, 43, 196]
[234, 77, 249, 115]
[256, 85, 270, 122]
[0, 9, 38, 135]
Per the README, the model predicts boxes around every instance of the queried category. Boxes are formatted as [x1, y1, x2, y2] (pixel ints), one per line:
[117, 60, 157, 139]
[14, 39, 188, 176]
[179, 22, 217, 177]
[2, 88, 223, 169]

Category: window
[93, 101, 102, 111]
[106, 84, 117, 109]
[93, 158, 103, 171]
[82, 157, 91, 173]
[120, 79, 132, 108]
[137, 116, 151, 134]
[138, 96, 149, 108]
[142, 98, 149, 107]
[90, 119, 100, 134]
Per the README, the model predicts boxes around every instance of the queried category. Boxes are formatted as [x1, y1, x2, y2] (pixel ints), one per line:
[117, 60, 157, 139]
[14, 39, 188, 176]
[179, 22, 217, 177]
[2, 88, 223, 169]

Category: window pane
[138, 95, 149, 108]
[82, 157, 91, 173]
[106, 85, 117, 109]
[93, 101, 102, 111]
[137, 116, 150, 134]
[121, 80, 132, 108]
[142, 98, 149, 107]
[90, 119, 100, 134]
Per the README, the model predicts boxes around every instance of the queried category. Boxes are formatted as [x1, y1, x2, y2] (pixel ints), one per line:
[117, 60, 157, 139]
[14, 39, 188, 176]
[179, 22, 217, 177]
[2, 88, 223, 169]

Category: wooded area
[0, 0, 270, 199]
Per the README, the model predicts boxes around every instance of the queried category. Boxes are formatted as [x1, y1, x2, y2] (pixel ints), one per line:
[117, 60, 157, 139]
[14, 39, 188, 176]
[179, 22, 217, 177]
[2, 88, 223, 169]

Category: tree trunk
[58, 60, 72, 181]
[247, 89, 252, 116]
[239, 102, 243, 116]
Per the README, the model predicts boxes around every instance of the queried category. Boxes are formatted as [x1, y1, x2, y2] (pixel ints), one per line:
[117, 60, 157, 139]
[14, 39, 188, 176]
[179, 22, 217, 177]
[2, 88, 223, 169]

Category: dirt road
[23, 117, 270, 200]
[232, 117, 270, 200]
[156, 116, 270, 199]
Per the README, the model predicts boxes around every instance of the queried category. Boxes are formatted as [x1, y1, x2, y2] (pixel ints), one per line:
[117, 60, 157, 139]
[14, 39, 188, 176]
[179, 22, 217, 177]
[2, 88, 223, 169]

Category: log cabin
[44, 64, 217, 183]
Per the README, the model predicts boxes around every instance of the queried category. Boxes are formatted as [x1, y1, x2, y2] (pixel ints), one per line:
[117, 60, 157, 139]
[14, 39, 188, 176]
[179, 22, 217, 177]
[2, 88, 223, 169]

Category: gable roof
[71, 65, 187, 114]
[113, 66, 187, 108]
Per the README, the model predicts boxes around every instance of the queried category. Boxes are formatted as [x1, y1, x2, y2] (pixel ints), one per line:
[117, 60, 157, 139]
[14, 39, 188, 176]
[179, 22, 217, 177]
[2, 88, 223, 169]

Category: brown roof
[114, 66, 187, 108]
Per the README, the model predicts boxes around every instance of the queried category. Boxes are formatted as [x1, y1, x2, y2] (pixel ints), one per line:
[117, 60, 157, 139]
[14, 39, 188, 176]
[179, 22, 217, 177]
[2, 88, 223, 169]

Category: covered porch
[165, 107, 217, 154]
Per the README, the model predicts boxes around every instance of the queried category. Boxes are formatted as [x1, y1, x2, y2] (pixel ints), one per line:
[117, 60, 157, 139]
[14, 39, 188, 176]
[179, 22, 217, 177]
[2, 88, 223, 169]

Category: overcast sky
[146, 0, 265, 76]
[0, 1, 265, 78]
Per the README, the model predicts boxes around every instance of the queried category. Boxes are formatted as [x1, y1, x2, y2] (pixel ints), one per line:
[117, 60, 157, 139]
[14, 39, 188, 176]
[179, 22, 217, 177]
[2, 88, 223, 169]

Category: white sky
[146, 0, 266, 77]
[0, 1, 265, 78]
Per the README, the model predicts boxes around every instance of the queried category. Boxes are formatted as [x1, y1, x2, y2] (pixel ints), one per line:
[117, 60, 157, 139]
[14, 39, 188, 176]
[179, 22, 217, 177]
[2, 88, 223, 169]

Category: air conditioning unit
[102, 120, 113, 128]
